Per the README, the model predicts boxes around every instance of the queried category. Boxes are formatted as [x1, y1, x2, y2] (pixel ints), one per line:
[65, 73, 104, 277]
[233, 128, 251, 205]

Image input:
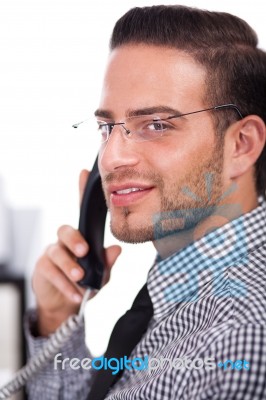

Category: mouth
[108, 184, 154, 207]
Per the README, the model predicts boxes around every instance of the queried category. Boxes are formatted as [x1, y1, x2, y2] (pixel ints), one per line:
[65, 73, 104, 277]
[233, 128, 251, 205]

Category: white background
[1, 0, 265, 355]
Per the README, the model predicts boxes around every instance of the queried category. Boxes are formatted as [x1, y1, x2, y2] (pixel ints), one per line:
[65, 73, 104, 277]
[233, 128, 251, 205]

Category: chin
[109, 206, 152, 242]
[110, 220, 154, 244]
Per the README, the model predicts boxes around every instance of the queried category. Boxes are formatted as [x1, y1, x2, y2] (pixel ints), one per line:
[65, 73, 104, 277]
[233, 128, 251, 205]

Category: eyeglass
[72, 103, 243, 143]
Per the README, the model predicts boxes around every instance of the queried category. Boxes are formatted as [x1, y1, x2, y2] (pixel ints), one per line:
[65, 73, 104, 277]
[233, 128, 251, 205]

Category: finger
[101, 245, 121, 286]
[57, 225, 89, 257]
[79, 169, 90, 205]
[34, 255, 83, 304]
[46, 243, 85, 282]
[104, 245, 122, 269]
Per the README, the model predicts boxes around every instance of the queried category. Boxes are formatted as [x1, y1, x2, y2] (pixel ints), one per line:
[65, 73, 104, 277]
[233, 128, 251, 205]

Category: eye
[97, 122, 111, 142]
[147, 120, 173, 132]
[148, 121, 164, 131]
[97, 122, 108, 133]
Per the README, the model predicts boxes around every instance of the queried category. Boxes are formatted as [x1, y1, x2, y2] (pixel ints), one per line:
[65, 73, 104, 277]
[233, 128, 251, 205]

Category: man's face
[97, 45, 225, 243]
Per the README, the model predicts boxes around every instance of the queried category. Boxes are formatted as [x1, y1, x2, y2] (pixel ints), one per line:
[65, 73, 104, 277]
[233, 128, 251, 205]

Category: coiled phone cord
[0, 288, 92, 399]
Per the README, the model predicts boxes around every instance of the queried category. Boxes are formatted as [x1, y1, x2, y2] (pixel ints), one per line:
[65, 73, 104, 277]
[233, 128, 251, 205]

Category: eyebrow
[94, 105, 183, 120]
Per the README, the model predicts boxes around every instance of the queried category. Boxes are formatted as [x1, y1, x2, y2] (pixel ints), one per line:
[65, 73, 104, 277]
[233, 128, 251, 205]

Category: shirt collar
[147, 197, 266, 318]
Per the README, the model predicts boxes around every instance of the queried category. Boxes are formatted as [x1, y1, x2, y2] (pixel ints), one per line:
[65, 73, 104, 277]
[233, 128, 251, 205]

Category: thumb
[105, 245, 122, 269]
[102, 245, 122, 286]
[79, 169, 90, 205]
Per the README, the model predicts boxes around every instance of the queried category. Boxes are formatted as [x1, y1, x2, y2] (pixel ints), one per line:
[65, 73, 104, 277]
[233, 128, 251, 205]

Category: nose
[99, 125, 140, 173]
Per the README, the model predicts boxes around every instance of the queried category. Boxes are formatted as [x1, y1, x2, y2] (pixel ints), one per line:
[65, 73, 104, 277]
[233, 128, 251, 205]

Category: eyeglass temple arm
[214, 104, 243, 119]
[72, 119, 90, 128]
[72, 104, 243, 128]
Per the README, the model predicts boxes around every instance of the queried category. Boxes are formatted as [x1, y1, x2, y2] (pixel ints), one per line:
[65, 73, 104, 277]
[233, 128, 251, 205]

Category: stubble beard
[106, 139, 224, 244]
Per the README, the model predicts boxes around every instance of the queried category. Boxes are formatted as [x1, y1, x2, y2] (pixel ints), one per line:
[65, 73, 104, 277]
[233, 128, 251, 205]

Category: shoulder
[190, 324, 266, 399]
[227, 242, 266, 323]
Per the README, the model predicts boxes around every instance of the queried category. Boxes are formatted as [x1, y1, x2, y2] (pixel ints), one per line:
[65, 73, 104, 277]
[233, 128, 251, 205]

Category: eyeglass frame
[72, 103, 244, 142]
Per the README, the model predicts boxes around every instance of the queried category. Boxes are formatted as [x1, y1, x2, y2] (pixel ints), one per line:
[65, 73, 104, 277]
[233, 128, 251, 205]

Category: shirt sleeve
[24, 309, 96, 400]
[183, 324, 266, 400]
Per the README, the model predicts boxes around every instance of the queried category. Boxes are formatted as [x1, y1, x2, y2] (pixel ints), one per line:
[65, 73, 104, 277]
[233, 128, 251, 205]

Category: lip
[107, 183, 154, 207]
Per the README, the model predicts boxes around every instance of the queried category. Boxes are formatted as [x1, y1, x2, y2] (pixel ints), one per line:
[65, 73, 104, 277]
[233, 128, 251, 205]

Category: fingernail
[71, 268, 82, 279]
[75, 243, 87, 256]
[72, 293, 82, 303]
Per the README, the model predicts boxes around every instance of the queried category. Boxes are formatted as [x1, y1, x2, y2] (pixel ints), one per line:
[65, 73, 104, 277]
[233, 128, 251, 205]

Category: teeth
[116, 188, 144, 194]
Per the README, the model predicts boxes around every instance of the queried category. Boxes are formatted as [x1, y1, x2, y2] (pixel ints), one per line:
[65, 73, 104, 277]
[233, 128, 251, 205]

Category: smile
[109, 185, 154, 207]
[115, 187, 146, 195]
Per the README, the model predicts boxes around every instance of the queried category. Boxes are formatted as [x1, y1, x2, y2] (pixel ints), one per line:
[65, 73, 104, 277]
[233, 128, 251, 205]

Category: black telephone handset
[77, 156, 107, 289]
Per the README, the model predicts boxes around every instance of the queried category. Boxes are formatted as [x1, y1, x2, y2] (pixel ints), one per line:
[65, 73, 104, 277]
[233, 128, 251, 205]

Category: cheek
[147, 140, 198, 178]
[149, 136, 218, 192]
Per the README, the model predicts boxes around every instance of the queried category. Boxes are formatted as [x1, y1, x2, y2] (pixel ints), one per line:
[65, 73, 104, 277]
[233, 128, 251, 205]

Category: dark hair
[110, 5, 266, 197]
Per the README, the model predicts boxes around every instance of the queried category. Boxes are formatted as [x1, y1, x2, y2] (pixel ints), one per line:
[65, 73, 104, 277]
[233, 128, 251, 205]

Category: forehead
[99, 44, 207, 116]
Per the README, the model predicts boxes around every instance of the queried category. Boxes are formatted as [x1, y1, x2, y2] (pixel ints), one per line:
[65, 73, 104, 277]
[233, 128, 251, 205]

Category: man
[26, 5, 266, 399]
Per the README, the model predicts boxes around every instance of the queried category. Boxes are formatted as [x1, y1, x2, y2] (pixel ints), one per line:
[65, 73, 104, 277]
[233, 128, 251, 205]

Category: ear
[226, 115, 266, 179]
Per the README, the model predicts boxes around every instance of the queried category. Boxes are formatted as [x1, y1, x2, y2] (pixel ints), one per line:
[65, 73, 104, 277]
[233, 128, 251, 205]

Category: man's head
[97, 5, 266, 248]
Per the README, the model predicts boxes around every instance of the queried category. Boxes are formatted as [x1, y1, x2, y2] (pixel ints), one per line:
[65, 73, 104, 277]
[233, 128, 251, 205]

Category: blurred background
[0, 0, 265, 392]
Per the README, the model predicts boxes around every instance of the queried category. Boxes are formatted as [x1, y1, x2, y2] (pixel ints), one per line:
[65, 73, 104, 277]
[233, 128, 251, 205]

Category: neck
[153, 187, 259, 259]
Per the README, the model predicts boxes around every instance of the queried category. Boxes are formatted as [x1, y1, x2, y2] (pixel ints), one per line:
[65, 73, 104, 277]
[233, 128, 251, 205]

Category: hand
[32, 169, 121, 336]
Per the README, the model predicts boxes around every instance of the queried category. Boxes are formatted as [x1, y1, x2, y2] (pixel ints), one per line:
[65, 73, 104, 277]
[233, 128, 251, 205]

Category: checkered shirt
[26, 199, 266, 399]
